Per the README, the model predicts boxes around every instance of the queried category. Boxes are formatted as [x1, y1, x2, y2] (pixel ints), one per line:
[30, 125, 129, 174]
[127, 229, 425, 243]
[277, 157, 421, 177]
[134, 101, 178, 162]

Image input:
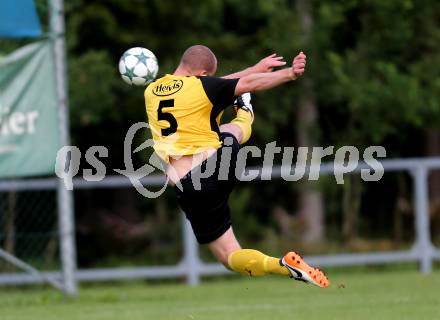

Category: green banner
[0, 41, 59, 178]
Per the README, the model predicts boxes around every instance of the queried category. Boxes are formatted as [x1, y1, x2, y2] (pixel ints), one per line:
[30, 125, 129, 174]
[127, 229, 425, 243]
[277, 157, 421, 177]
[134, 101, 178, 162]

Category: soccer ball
[118, 47, 159, 86]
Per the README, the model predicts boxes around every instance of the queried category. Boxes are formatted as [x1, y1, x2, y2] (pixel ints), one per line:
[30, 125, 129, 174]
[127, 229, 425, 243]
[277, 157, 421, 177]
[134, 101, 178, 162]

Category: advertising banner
[0, 41, 59, 178]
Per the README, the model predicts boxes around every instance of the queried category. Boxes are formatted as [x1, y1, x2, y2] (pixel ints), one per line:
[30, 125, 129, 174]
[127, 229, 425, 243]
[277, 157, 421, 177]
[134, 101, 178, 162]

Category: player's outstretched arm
[222, 54, 286, 79]
[234, 52, 306, 96]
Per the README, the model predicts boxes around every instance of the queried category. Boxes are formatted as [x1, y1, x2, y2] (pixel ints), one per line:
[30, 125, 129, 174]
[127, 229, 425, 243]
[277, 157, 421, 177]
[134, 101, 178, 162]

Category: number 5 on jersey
[158, 99, 177, 136]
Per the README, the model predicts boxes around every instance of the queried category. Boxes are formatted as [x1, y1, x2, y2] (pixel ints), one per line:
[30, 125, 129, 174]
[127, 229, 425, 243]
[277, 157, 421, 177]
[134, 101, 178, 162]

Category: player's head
[179, 45, 217, 76]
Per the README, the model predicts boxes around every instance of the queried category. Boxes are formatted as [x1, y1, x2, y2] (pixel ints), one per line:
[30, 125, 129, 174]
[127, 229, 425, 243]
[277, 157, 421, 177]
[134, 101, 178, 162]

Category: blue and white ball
[118, 47, 159, 86]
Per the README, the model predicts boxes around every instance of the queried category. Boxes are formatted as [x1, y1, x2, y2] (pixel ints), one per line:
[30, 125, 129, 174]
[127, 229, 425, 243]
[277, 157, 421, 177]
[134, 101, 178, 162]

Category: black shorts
[174, 133, 241, 244]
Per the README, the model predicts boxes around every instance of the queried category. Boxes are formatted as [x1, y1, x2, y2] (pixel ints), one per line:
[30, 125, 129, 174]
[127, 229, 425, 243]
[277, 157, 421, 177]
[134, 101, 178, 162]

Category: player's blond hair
[179, 45, 217, 74]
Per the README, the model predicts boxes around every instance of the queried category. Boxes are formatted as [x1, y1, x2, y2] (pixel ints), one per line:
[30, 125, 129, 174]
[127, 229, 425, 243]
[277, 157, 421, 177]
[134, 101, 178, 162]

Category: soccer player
[144, 45, 329, 288]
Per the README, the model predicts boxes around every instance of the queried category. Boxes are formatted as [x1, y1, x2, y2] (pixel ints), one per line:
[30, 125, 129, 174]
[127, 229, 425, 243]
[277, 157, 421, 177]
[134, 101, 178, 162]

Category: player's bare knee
[220, 124, 243, 144]
[208, 228, 241, 269]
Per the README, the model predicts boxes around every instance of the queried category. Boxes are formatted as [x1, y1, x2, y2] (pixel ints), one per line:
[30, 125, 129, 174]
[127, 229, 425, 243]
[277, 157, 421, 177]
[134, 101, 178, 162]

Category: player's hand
[253, 54, 286, 73]
[291, 51, 306, 79]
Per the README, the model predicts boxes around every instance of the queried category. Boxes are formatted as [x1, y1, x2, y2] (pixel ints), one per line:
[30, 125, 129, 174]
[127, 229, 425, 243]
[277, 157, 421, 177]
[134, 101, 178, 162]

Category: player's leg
[208, 227, 241, 268]
[220, 123, 243, 144]
[208, 227, 290, 276]
[217, 94, 329, 287]
[209, 227, 330, 287]
[220, 93, 253, 145]
[175, 114, 329, 287]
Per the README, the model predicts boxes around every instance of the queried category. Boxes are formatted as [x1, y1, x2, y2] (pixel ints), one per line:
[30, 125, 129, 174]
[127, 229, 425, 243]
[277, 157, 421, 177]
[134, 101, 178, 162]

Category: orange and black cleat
[281, 252, 330, 288]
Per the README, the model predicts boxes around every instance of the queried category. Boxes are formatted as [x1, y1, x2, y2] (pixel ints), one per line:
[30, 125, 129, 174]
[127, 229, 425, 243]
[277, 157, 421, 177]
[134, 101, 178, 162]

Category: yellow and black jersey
[144, 74, 238, 162]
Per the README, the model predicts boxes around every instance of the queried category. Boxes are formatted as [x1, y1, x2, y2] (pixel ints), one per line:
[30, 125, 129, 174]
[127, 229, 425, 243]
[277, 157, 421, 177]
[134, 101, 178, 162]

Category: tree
[18, 0, 439, 265]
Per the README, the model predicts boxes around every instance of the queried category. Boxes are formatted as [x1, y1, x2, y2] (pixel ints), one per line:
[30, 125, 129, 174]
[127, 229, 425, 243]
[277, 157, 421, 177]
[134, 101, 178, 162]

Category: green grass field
[1, 269, 439, 320]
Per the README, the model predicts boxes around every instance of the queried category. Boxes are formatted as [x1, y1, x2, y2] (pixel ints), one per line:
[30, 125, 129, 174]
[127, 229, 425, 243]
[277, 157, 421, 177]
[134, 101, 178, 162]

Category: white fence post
[57, 186, 77, 296]
[181, 212, 200, 285]
[50, 0, 78, 296]
[413, 166, 433, 273]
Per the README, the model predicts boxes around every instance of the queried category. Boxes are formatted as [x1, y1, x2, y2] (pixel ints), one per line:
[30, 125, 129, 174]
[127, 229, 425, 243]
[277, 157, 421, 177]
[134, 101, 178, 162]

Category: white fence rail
[1, 157, 440, 291]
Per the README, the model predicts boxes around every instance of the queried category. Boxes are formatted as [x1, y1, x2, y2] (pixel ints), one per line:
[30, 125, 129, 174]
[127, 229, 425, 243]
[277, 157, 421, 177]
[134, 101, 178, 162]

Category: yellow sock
[231, 109, 253, 144]
[227, 249, 290, 277]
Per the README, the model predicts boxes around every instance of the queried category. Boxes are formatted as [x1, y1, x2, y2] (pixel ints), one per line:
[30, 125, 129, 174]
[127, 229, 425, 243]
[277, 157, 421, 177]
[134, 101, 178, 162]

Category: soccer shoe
[281, 252, 329, 288]
[233, 92, 254, 117]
